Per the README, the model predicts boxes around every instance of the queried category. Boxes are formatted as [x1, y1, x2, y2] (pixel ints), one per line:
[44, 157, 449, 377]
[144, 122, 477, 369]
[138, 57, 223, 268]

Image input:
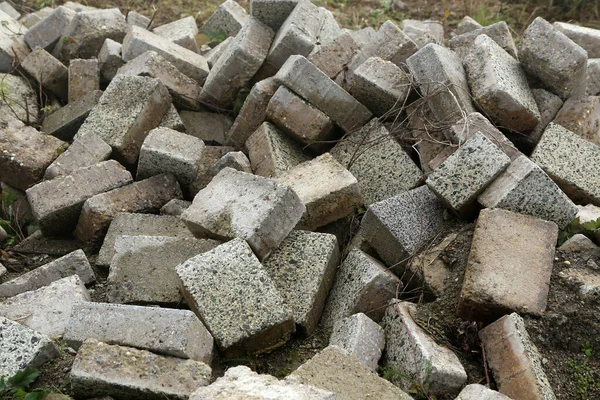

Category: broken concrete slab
[153, 16, 199, 53]
[44, 133, 112, 180]
[329, 313, 385, 371]
[553, 95, 600, 146]
[41, 90, 103, 141]
[20, 47, 69, 101]
[554, 21, 600, 58]
[24, 5, 75, 52]
[402, 19, 444, 47]
[202, 0, 249, 37]
[11, 231, 81, 257]
[68, 59, 100, 104]
[308, 32, 359, 80]
[458, 208, 558, 322]
[449, 21, 518, 60]
[179, 111, 233, 144]
[0, 73, 39, 125]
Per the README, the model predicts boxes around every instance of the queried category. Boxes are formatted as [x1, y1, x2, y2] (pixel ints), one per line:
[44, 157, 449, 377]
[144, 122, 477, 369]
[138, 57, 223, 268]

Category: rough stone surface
[0, 2, 19, 19]
[198, 151, 253, 191]
[153, 16, 199, 53]
[205, 36, 232, 68]
[0, 10, 29, 72]
[458, 208, 558, 322]
[41, 90, 103, 141]
[308, 32, 359, 79]
[587, 58, 600, 95]
[24, 6, 75, 51]
[127, 11, 150, 28]
[176, 238, 295, 356]
[160, 199, 191, 216]
[0, 73, 38, 125]
[262, 230, 339, 335]
[554, 21, 600, 58]
[553, 95, 600, 146]
[479, 313, 557, 400]
[68, 58, 100, 103]
[188, 146, 236, 196]
[20, 47, 69, 101]
[402, 19, 444, 47]
[71, 339, 211, 400]
[159, 104, 185, 131]
[98, 38, 123, 83]
[329, 313, 385, 371]
[44, 133, 112, 180]
[449, 21, 518, 59]
[202, 0, 249, 37]
[250, 0, 298, 32]
[179, 111, 233, 144]
[456, 384, 512, 400]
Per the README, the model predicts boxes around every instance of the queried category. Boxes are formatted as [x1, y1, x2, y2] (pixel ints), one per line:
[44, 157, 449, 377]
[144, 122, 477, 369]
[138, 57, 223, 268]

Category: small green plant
[0, 367, 49, 400]
[1, 186, 26, 247]
[582, 341, 594, 357]
[568, 358, 600, 400]
[378, 363, 437, 400]
[558, 217, 600, 246]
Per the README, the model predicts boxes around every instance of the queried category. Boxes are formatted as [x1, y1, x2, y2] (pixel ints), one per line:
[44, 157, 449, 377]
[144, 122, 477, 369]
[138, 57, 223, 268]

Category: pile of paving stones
[0, 0, 600, 398]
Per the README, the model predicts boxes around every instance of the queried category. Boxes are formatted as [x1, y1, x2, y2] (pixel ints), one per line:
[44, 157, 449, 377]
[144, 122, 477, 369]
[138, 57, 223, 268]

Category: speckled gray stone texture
[360, 185, 452, 270]
[263, 230, 339, 335]
[24, 6, 75, 51]
[426, 133, 511, 215]
[98, 38, 123, 83]
[205, 37, 232, 68]
[179, 111, 233, 144]
[519, 17, 587, 100]
[183, 168, 305, 259]
[250, 0, 298, 31]
[531, 123, 600, 205]
[107, 235, 221, 305]
[0, 316, 59, 378]
[127, 11, 151, 28]
[331, 119, 423, 205]
[308, 32, 359, 79]
[202, 0, 248, 37]
[0, 73, 39, 125]
[176, 238, 295, 356]
[71, 339, 211, 400]
[478, 155, 578, 229]
[554, 21, 600, 58]
[21, 47, 69, 101]
[44, 133, 112, 180]
[381, 301, 467, 394]
[68, 58, 100, 103]
[41, 89, 103, 141]
[553, 95, 600, 146]
[456, 16, 482, 35]
[160, 199, 191, 216]
[159, 104, 185, 131]
[188, 146, 236, 196]
[320, 249, 402, 328]
[197, 151, 253, 192]
[329, 313, 384, 371]
[401, 19, 443, 47]
[153, 16, 199, 53]
[456, 384, 512, 400]
[587, 59, 600, 95]
[449, 21, 518, 59]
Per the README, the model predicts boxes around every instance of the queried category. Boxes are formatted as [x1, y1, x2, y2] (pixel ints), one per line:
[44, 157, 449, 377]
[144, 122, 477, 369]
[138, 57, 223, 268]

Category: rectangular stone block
[587, 58, 600, 95]
[205, 36, 232, 68]
[202, 0, 249, 37]
[308, 31, 359, 79]
[0, 73, 38, 125]
[24, 5, 75, 52]
[160, 199, 191, 216]
[159, 104, 185, 131]
[554, 95, 600, 146]
[68, 59, 99, 103]
[0, 2, 20, 19]
[554, 21, 600, 58]
[329, 313, 385, 371]
[449, 21, 518, 60]
[179, 111, 233, 144]
[41, 90, 103, 141]
[98, 38, 124, 83]
[20, 7, 53, 29]
[127, 11, 150, 28]
[0, 10, 29, 72]
[402, 19, 444, 47]
[188, 146, 236, 196]
[456, 16, 482, 35]
[26, 160, 132, 236]
[250, 0, 298, 31]
[21, 47, 68, 101]
[153, 15, 199, 53]
[193, 151, 253, 193]
[44, 133, 112, 180]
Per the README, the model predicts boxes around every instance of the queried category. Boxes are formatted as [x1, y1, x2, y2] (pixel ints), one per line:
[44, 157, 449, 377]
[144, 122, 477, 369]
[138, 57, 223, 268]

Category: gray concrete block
[71, 339, 211, 400]
[198, 150, 253, 190]
[160, 199, 191, 216]
[449, 21, 518, 60]
[519, 17, 587, 100]
[20, 7, 53, 29]
[457, 384, 512, 400]
[0, 275, 90, 338]
[0, 73, 38, 125]
[26, 160, 132, 236]
[159, 104, 185, 131]
[329, 313, 385, 371]
[587, 58, 600, 95]
[68, 59, 100, 103]
[202, 0, 249, 37]
[554, 21, 600, 58]
[250, 0, 298, 32]
[205, 36, 232, 69]
[320, 249, 402, 328]
[153, 16, 199, 53]
[24, 6, 75, 52]
[76, 75, 172, 165]
[98, 38, 123, 83]
[126, 11, 150, 28]
[456, 16, 482, 35]
[176, 238, 295, 356]
[179, 111, 233, 144]
[107, 235, 220, 305]
[44, 132, 112, 180]
[0, 2, 19, 19]
[308, 31, 359, 79]
[554, 95, 600, 146]
[188, 146, 237, 196]
[21, 47, 69, 101]
[402, 19, 444, 47]
[0, 10, 29, 72]
[41, 90, 103, 141]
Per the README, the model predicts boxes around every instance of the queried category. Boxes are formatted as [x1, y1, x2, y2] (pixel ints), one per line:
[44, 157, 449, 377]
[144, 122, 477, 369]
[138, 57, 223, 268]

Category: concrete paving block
[464, 34, 540, 132]
[456, 384, 512, 400]
[458, 208, 558, 321]
[587, 58, 600, 95]
[275, 55, 372, 132]
[74, 173, 182, 245]
[381, 301, 467, 395]
[153, 16, 199, 53]
[426, 133, 511, 216]
[479, 313, 556, 399]
[246, 121, 310, 178]
[188, 146, 237, 196]
[329, 313, 385, 371]
[20, 47, 69, 101]
[0, 2, 19, 19]
[0, 10, 29, 72]
[266, 86, 336, 149]
[176, 238, 295, 356]
[456, 16, 483, 35]
[0, 249, 94, 298]
[126, 11, 150, 28]
[159, 104, 185, 131]
[183, 168, 305, 259]
[263, 230, 339, 335]
[407, 43, 476, 125]
[41, 90, 103, 141]
[0, 114, 67, 191]
[107, 235, 220, 305]
[202, 0, 249, 37]
[308, 31, 359, 79]
[276, 153, 362, 231]
[20, 7, 53, 29]
[0, 275, 90, 338]
[479, 155, 579, 229]
[320, 249, 402, 328]
[24, 5, 75, 52]
[331, 119, 423, 205]
[200, 17, 274, 108]
[553, 95, 600, 146]
[250, 0, 298, 32]
[360, 185, 451, 271]
[179, 111, 233, 144]
[98, 38, 123, 83]
[315, 7, 340, 47]
[44, 133, 111, 180]
[449, 21, 518, 59]
[68, 59, 99, 103]
[26, 160, 132, 236]
[402, 19, 444, 46]
[531, 123, 600, 206]
[0, 316, 59, 379]
[554, 21, 600, 58]
[11, 231, 81, 257]
[519, 17, 587, 100]
[0, 73, 38, 125]
[122, 25, 209, 84]
[287, 345, 412, 399]
[197, 150, 253, 191]
[226, 77, 280, 148]
[160, 199, 191, 216]
[205, 36, 232, 68]
[76, 75, 172, 165]
[71, 339, 211, 400]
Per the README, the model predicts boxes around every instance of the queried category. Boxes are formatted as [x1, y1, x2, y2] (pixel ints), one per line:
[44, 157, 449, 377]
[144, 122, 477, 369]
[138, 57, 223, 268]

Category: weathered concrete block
[196, 151, 253, 192]
[71, 339, 211, 400]
[553, 95, 600, 146]
[0, 10, 29, 72]
[263, 230, 339, 335]
[456, 384, 512, 400]
[68, 59, 99, 103]
[402, 19, 444, 47]
[250, 0, 298, 32]
[205, 36, 232, 68]
[74, 173, 182, 245]
[276, 153, 362, 231]
[320, 249, 402, 328]
[531, 123, 600, 205]
[587, 58, 600, 95]
[458, 208, 558, 321]
[519, 17, 587, 100]
[76, 75, 172, 165]
[0, 2, 19, 19]
[329, 313, 385, 371]
[188, 146, 237, 196]
[287, 346, 412, 399]
[554, 22, 600, 58]
[65, 302, 213, 363]
[41, 90, 103, 141]
[360, 185, 451, 270]
[127, 11, 150, 28]
[0, 316, 59, 378]
[464, 34, 540, 132]
[20, 7, 53, 29]
[26, 160, 132, 236]
[20, 47, 69, 101]
[0, 73, 38, 125]
[159, 104, 185, 131]
[479, 313, 556, 399]
[183, 168, 305, 259]
[275, 55, 372, 132]
[160, 199, 191, 216]
[44, 133, 112, 180]
[247, 122, 310, 178]
[122, 25, 209, 84]
[179, 111, 233, 144]
[107, 235, 220, 305]
[0, 249, 94, 298]
[153, 16, 199, 53]
[382, 301, 467, 395]
[426, 133, 511, 215]
[331, 119, 423, 206]
[202, 0, 249, 37]
[479, 155, 579, 229]
[24, 5, 75, 52]
[0, 275, 90, 338]
[176, 238, 295, 356]
[98, 38, 123, 83]
[200, 17, 274, 108]
[308, 31, 359, 79]
[449, 21, 518, 59]
[456, 16, 482, 35]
